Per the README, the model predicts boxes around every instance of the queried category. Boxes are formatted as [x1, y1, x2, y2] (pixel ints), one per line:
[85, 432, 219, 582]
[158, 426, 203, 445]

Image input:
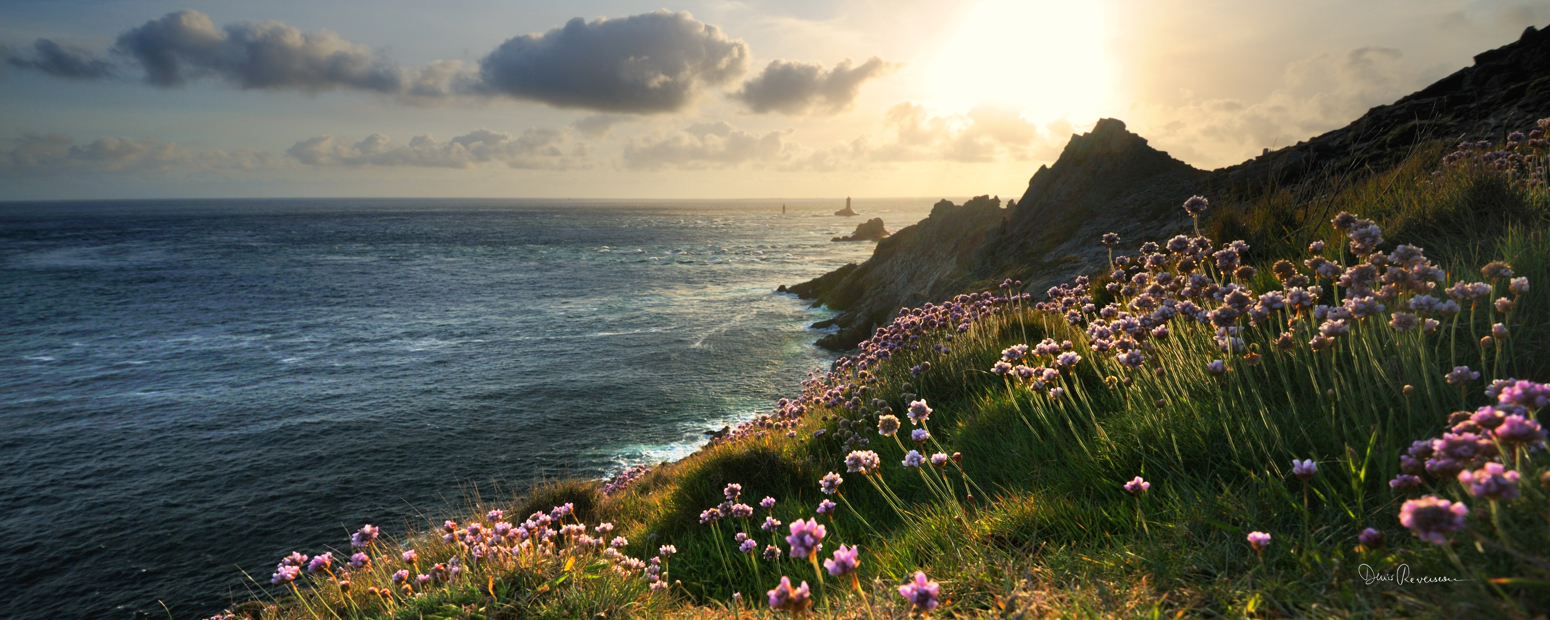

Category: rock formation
[832, 218, 888, 242]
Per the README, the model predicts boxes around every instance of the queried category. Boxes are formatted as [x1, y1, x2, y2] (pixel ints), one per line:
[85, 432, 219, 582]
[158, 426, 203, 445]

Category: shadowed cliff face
[975, 118, 1209, 297]
[789, 23, 1550, 351]
[786, 196, 1006, 349]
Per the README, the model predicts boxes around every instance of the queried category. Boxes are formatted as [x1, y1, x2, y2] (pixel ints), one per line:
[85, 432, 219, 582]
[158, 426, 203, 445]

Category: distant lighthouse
[834, 196, 858, 217]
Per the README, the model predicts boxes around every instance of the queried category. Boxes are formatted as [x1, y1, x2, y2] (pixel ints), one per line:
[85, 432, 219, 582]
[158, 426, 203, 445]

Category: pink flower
[785, 518, 826, 558]
[767, 576, 812, 613]
[1457, 462, 1520, 500]
[1399, 496, 1469, 545]
[1291, 459, 1317, 481]
[897, 571, 941, 610]
[1123, 476, 1149, 494]
[1247, 531, 1271, 552]
[824, 544, 860, 577]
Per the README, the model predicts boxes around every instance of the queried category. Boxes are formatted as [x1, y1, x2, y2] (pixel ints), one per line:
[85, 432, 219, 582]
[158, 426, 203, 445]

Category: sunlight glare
[924, 0, 1115, 125]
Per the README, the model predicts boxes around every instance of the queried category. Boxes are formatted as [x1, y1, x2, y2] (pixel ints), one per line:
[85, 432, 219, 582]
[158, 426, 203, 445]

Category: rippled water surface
[0, 198, 933, 619]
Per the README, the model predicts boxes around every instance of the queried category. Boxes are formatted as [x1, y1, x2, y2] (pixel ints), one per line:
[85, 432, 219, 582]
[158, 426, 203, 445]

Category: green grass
[215, 137, 1550, 620]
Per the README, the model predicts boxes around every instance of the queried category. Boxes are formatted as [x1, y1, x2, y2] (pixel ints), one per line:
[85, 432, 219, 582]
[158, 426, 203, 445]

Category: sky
[1, 0, 1547, 200]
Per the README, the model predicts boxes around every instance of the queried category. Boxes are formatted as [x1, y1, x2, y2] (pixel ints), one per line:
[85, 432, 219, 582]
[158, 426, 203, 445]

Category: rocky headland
[791, 24, 1550, 350]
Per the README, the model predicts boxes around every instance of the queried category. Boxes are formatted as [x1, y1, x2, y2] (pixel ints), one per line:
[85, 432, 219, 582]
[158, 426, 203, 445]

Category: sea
[0, 198, 935, 619]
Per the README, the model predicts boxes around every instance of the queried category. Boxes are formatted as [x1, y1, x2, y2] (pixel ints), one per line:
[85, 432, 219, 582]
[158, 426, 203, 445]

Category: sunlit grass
[209, 129, 1550, 619]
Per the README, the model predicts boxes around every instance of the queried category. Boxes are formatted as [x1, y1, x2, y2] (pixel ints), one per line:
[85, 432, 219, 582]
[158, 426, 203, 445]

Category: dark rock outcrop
[833, 218, 888, 242]
[787, 23, 1550, 350]
[791, 196, 1006, 349]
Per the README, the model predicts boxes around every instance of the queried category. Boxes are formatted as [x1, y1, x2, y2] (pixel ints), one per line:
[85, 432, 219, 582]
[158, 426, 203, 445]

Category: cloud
[622, 121, 794, 169]
[1130, 46, 1438, 167]
[286, 128, 582, 169]
[572, 115, 630, 138]
[0, 133, 280, 172]
[7, 39, 116, 79]
[866, 102, 1064, 163]
[476, 10, 750, 113]
[112, 10, 464, 96]
[732, 56, 895, 115]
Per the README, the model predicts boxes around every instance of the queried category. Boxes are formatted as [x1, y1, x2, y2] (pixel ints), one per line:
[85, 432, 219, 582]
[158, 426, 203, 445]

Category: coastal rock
[789, 196, 1006, 349]
[832, 218, 888, 242]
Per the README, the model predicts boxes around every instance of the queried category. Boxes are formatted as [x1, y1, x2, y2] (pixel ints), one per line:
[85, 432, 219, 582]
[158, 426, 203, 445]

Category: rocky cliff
[788, 23, 1550, 350]
[787, 196, 1006, 349]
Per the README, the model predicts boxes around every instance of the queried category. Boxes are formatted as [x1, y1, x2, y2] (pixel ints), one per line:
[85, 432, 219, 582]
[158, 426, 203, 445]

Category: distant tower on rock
[835, 196, 858, 216]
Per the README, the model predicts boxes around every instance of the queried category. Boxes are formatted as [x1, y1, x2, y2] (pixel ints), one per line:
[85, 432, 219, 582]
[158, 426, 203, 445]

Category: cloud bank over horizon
[1, 1, 1545, 199]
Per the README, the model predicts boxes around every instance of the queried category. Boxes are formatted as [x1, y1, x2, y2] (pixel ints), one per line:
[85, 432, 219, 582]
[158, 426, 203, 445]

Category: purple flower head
[1056, 352, 1082, 368]
[845, 450, 881, 474]
[729, 503, 755, 518]
[1498, 380, 1550, 410]
[401, 549, 418, 564]
[351, 524, 379, 547]
[1445, 366, 1480, 387]
[786, 518, 827, 558]
[699, 508, 722, 524]
[992, 361, 1012, 375]
[486, 509, 504, 521]
[1510, 277, 1529, 295]
[1389, 474, 1422, 491]
[1425, 456, 1465, 479]
[767, 576, 813, 613]
[1399, 496, 1469, 545]
[1206, 360, 1226, 376]
[1292, 459, 1317, 481]
[878, 415, 900, 437]
[306, 552, 333, 573]
[817, 499, 837, 515]
[280, 552, 308, 568]
[390, 569, 410, 584]
[1124, 476, 1150, 494]
[609, 536, 628, 549]
[908, 399, 933, 424]
[897, 571, 941, 610]
[1049, 387, 1066, 399]
[1432, 432, 1483, 462]
[595, 522, 614, 534]
[1182, 195, 1209, 217]
[550, 503, 573, 520]
[739, 539, 757, 554]
[902, 450, 925, 468]
[763, 544, 781, 561]
[820, 472, 843, 494]
[1458, 462, 1521, 500]
[1495, 414, 1548, 448]
[724, 483, 743, 501]
[825, 544, 861, 577]
[270, 565, 300, 585]
[412, 573, 429, 586]
[760, 496, 777, 510]
[348, 552, 370, 569]
[762, 515, 782, 532]
[911, 428, 930, 443]
[1358, 528, 1385, 549]
[1247, 531, 1272, 552]
[930, 452, 949, 467]
[735, 532, 749, 544]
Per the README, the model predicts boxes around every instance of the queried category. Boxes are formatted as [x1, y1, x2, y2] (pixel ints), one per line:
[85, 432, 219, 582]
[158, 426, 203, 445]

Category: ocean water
[0, 198, 933, 619]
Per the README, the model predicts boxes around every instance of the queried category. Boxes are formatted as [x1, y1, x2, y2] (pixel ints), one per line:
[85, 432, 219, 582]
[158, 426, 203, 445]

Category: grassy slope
[225, 139, 1550, 620]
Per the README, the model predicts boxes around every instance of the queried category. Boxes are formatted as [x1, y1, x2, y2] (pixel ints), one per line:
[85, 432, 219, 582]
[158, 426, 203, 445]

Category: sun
[923, 0, 1115, 126]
